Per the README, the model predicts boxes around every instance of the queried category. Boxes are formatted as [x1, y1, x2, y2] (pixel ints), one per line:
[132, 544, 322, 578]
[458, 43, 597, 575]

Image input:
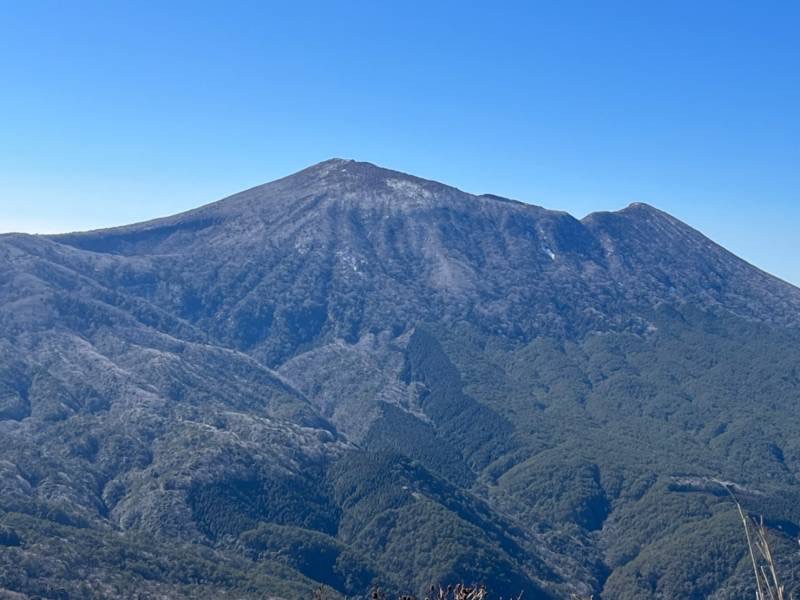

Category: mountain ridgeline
[1, 159, 799, 599]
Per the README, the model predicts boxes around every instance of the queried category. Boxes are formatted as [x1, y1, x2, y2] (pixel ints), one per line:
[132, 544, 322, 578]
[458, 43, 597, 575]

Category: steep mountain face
[2, 159, 800, 599]
[54, 160, 800, 356]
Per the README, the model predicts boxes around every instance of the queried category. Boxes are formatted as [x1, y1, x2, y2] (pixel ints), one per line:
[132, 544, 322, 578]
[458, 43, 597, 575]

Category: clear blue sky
[1, 1, 798, 285]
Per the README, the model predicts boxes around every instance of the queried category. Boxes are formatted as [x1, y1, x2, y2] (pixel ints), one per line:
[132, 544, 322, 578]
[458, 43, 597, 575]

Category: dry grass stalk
[364, 584, 520, 600]
[725, 485, 788, 600]
[424, 584, 489, 600]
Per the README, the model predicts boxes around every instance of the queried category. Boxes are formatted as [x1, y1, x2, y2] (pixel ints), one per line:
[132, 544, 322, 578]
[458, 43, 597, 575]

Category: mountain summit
[1, 161, 800, 599]
[52, 159, 800, 360]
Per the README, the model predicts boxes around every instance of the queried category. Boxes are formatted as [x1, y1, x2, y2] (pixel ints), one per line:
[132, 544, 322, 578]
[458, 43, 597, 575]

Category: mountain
[1, 159, 799, 599]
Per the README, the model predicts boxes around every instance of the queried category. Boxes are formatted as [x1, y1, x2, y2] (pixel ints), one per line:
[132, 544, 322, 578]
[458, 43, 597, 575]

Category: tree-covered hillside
[2, 160, 799, 598]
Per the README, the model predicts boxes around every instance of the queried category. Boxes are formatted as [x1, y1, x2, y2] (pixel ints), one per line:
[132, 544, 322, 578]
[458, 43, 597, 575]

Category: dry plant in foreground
[313, 584, 521, 599]
[724, 484, 791, 600]
[372, 584, 497, 600]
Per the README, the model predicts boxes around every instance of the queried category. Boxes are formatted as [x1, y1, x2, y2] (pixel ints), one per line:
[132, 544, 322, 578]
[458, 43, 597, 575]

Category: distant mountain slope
[52, 160, 800, 361]
[2, 159, 799, 599]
